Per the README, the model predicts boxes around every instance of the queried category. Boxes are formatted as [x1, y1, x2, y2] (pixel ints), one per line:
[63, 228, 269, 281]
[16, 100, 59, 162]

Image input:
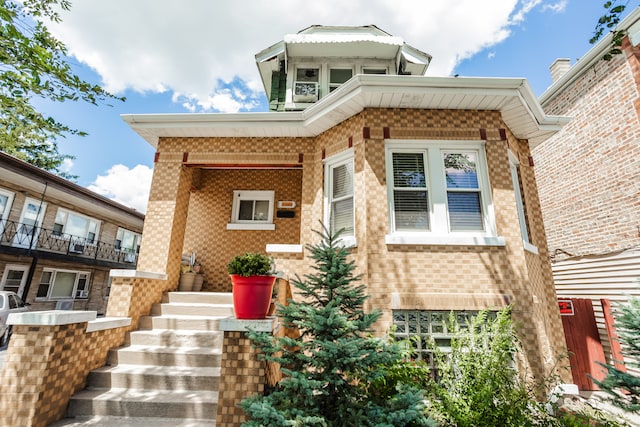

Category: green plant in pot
[227, 252, 276, 319]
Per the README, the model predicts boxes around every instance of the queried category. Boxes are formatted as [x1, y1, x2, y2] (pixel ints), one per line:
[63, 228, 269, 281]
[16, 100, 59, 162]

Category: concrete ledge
[8, 310, 97, 326]
[266, 244, 304, 253]
[219, 316, 277, 333]
[86, 317, 131, 333]
[109, 269, 167, 280]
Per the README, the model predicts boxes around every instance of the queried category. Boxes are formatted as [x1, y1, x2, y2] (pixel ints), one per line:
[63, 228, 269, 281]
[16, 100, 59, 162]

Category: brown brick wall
[145, 107, 566, 383]
[216, 331, 265, 427]
[534, 39, 640, 258]
[0, 322, 127, 427]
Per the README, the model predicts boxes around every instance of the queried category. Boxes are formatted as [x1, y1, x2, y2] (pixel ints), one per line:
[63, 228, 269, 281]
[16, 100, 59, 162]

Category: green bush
[227, 252, 273, 277]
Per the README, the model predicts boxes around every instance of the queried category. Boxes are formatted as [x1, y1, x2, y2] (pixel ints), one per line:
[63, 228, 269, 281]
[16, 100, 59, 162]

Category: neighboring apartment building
[0, 151, 145, 315]
[121, 25, 571, 384]
[533, 8, 640, 388]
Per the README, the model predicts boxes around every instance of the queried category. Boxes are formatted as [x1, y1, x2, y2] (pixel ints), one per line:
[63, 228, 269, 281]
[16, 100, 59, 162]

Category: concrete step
[166, 292, 233, 305]
[108, 345, 221, 367]
[129, 329, 224, 348]
[138, 315, 229, 331]
[49, 415, 215, 427]
[87, 365, 220, 391]
[68, 388, 218, 420]
[154, 302, 234, 317]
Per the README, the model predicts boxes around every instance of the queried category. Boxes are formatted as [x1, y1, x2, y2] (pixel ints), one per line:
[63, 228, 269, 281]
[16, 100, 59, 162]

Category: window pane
[443, 152, 478, 189]
[330, 68, 352, 84]
[253, 200, 270, 221]
[332, 163, 353, 199]
[363, 68, 386, 74]
[50, 272, 76, 298]
[393, 153, 426, 188]
[448, 192, 483, 231]
[3, 270, 24, 293]
[296, 68, 319, 82]
[394, 190, 429, 230]
[238, 200, 254, 221]
[0, 195, 7, 214]
[65, 214, 89, 238]
[332, 198, 354, 236]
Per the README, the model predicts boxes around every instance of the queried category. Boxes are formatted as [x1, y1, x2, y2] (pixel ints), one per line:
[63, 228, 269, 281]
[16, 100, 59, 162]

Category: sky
[32, 0, 634, 213]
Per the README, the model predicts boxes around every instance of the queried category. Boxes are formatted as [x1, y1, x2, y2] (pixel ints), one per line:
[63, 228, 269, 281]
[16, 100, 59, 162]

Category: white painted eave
[122, 75, 569, 149]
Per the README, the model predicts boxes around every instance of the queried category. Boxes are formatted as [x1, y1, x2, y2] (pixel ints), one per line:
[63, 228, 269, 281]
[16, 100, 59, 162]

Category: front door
[13, 198, 47, 249]
[0, 265, 29, 298]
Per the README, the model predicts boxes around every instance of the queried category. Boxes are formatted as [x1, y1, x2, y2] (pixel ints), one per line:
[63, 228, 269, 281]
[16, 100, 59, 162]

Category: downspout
[23, 181, 47, 300]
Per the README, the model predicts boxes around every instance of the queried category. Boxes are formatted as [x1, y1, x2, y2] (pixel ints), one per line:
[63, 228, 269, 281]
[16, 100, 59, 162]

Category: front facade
[533, 8, 640, 380]
[0, 152, 144, 315]
[124, 26, 570, 382]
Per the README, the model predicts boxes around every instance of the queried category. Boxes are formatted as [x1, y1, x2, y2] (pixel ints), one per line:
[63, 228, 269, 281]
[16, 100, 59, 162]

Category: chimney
[550, 58, 571, 83]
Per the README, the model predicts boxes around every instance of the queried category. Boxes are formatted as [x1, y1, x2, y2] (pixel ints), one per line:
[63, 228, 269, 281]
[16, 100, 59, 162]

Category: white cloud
[87, 164, 153, 213]
[61, 158, 74, 173]
[45, 0, 559, 113]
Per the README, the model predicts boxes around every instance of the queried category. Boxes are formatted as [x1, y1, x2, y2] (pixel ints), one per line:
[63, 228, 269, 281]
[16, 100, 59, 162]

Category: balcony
[0, 219, 138, 266]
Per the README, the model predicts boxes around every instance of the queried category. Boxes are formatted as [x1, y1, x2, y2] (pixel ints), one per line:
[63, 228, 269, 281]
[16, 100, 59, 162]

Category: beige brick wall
[0, 322, 127, 427]
[534, 37, 640, 258]
[144, 107, 567, 383]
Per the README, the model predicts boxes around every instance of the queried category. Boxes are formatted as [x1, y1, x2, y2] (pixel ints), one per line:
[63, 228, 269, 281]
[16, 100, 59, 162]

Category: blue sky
[34, 0, 633, 213]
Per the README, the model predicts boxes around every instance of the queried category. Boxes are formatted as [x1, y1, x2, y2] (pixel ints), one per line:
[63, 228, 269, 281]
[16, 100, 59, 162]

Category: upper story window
[227, 190, 275, 231]
[324, 150, 355, 244]
[385, 140, 503, 246]
[0, 188, 15, 234]
[508, 151, 537, 254]
[115, 228, 142, 253]
[53, 209, 100, 244]
[329, 68, 353, 92]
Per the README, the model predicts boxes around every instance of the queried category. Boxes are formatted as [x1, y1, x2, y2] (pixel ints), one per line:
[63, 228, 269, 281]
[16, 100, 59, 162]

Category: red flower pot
[230, 274, 277, 319]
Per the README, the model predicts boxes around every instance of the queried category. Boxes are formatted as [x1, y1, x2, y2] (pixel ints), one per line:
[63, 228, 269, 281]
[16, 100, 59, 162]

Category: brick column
[216, 317, 276, 427]
[137, 160, 194, 284]
[106, 270, 168, 330]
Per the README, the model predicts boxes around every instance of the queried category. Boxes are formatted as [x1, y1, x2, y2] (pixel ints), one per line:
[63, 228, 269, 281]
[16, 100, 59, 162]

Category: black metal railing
[0, 219, 138, 265]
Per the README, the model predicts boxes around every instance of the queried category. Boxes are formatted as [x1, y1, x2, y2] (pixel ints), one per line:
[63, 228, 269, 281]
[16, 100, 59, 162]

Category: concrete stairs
[56, 292, 234, 426]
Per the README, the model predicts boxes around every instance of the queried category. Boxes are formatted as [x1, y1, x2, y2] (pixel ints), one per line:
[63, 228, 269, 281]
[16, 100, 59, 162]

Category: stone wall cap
[8, 310, 97, 326]
[86, 316, 131, 332]
[109, 269, 167, 280]
[219, 316, 277, 332]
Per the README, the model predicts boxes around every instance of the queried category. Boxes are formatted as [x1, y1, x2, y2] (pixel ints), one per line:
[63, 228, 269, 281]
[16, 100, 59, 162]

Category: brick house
[0, 151, 144, 316]
[533, 8, 640, 387]
[123, 25, 570, 383]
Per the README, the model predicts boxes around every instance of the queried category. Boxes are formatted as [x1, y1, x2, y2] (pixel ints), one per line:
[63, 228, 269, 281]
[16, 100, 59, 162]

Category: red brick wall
[534, 38, 640, 259]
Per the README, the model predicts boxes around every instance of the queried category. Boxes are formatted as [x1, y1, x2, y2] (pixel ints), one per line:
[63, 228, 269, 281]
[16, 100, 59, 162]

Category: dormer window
[294, 68, 319, 102]
[329, 68, 353, 92]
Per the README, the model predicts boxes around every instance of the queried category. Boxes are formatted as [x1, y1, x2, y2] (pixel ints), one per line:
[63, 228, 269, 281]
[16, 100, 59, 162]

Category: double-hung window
[385, 140, 502, 246]
[53, 209, 100, 244]
[324, 150, 355, 243]
[227, 190, 275, 230]
[329, 68, 353, 92]
[0, 188, 14, 235]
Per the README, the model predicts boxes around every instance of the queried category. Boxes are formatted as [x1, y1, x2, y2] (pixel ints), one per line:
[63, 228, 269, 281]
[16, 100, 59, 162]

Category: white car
[0, 291, 30, 346]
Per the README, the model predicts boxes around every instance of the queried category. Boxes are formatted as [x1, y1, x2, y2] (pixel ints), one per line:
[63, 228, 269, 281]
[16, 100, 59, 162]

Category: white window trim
[324, 149, 356, 246]
[385, 140, 502, 247]
[0, 264, 29, 296]
[227, 190, 275, 231]
[508, 151, 538, 255]
[0, 187, 15, 224]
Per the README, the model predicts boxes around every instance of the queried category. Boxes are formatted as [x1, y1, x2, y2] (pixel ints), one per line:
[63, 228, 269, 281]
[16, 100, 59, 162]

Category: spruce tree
[594, 297, 640, 412]
[240, 225, 434, 427]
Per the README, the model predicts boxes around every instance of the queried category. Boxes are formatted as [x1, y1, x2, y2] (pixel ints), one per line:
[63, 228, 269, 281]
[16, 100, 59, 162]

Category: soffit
[122, 75, 569, 149]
